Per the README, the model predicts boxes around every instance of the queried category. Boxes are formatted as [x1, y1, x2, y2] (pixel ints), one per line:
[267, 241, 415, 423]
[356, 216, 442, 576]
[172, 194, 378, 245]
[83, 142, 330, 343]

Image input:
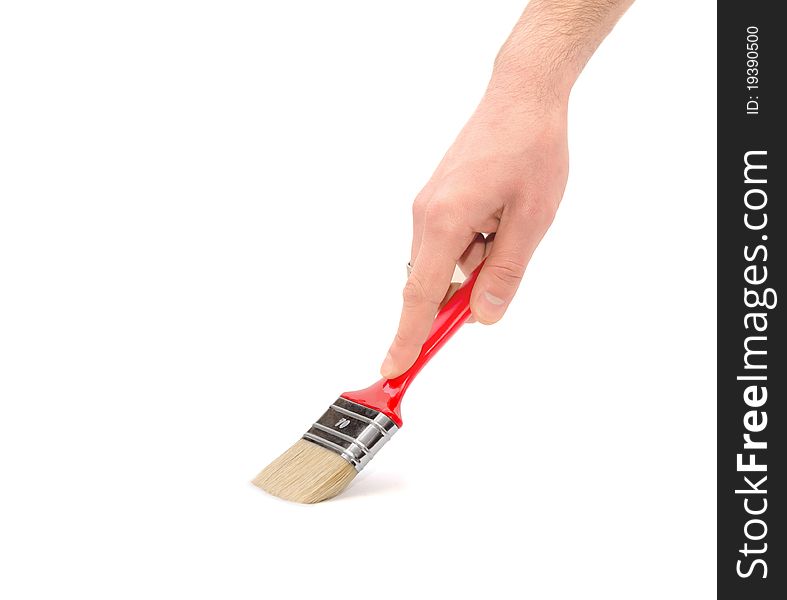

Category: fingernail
[380, 352, 394, 378]
[476, 291, 507, 323]
[483, 291, 506, 306]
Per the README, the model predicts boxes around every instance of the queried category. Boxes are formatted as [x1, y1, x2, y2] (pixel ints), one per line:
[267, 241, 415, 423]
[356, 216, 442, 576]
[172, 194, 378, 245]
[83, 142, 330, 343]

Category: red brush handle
[342, 262, 483, 426]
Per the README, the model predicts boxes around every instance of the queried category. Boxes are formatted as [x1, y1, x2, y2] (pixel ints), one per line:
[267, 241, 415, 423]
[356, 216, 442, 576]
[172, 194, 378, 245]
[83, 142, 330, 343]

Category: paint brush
[253, 264, 481, 503]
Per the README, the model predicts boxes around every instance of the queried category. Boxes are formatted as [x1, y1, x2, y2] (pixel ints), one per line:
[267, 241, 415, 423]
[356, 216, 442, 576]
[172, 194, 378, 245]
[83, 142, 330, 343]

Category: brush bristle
[252, 439, 357, 503]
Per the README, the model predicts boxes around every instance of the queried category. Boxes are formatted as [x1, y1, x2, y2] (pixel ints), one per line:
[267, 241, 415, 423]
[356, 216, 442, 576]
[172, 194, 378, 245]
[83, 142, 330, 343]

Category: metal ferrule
[302, 397, 398, 472]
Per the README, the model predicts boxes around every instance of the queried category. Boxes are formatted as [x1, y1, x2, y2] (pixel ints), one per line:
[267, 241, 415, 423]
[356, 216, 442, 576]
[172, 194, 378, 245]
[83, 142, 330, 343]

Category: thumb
[470, 214, 542, 324]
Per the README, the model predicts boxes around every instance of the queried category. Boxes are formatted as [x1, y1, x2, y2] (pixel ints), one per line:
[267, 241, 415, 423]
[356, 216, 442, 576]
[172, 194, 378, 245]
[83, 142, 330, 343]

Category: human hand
[380, 89, 569, 379]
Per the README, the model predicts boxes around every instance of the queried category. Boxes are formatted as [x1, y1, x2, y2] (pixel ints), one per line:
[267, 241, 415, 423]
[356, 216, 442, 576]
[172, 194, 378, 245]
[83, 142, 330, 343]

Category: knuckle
[423, 197, 460, 237]
[423, 197, 448, 220]
[402, 271, 441, 308]
[522, 199, 558, 228]
[489, 256, 526, 287]
[412, 194, 428, 220]
[402, 276, 427, 308]
[413, 192, 429, 213]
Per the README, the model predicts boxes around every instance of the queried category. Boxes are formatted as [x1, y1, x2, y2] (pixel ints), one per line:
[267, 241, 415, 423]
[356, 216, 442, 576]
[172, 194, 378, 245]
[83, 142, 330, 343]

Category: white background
[0, 1, 716, 598]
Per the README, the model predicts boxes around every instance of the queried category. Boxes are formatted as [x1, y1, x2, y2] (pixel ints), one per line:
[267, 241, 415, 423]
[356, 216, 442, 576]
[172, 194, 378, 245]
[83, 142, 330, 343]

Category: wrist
[480, 65, 570, 126]
[486, 57, 574, 113]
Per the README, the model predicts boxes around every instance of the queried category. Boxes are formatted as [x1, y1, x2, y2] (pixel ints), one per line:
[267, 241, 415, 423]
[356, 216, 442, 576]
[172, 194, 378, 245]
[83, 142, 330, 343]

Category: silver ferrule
[302, 397, 398, 472]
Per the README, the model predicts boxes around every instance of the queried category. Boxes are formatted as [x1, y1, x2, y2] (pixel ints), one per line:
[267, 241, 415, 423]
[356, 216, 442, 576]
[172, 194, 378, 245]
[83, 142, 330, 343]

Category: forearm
[488, 0, 634, 106]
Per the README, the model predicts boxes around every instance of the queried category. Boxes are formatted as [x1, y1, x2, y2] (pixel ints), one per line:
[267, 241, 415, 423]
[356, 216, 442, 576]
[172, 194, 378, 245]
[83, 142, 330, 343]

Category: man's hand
[380, 95, 568, 378]
[380, 0, 633, 379]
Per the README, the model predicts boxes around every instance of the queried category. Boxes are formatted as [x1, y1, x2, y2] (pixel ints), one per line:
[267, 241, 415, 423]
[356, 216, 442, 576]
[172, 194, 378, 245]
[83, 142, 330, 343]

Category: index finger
[381, 230, 468, 379]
